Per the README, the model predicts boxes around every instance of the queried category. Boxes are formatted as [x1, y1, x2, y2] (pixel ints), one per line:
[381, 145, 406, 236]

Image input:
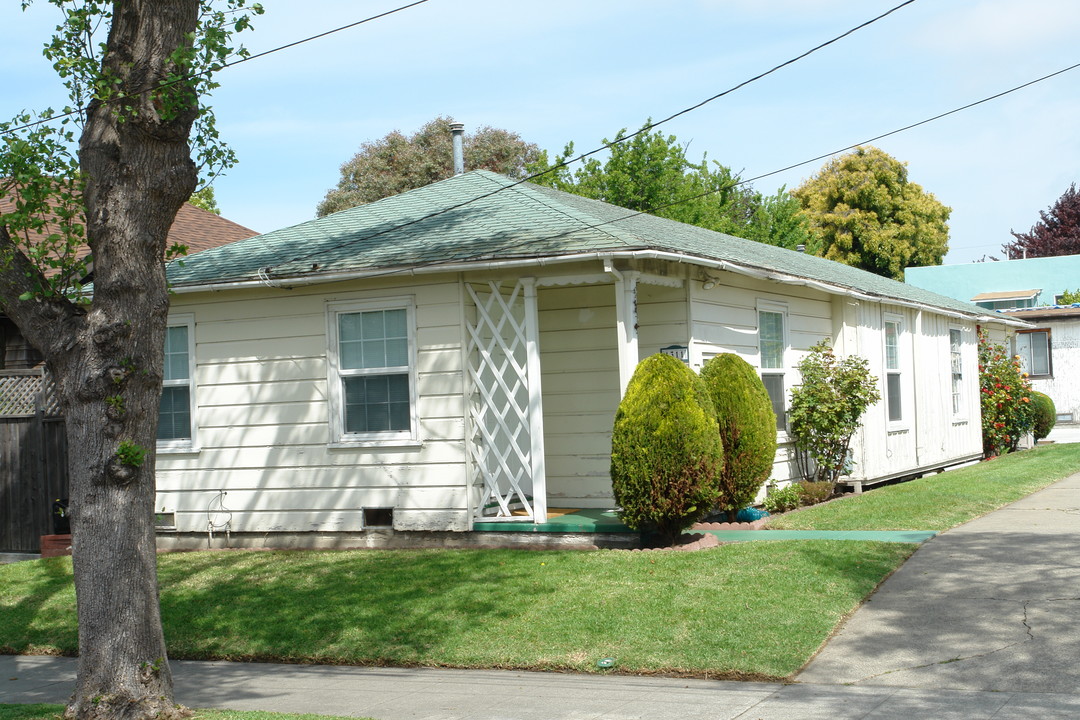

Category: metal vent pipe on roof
[450, 121, 465, 175]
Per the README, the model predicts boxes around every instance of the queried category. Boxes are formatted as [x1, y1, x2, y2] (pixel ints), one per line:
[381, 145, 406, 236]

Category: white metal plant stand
[465, 278, 546, 522]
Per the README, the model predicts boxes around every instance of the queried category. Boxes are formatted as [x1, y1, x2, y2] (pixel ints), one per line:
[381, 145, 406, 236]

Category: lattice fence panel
[0, 370, 60, 417]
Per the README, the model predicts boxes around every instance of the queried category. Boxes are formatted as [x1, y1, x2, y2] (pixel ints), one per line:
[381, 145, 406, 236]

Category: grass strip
[0, 540, 912, 680]
[0, 706, 374, 720]
[767, 443, 1080, 531]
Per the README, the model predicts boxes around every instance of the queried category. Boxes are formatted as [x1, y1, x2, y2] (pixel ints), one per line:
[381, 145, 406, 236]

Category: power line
[265, 59, 1080, 284]
[1, 0, 431, 136]
[266, 0, 920, 270]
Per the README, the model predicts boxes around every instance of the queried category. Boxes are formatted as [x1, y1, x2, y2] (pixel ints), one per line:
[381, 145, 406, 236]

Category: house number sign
[660, 344, 689, 363]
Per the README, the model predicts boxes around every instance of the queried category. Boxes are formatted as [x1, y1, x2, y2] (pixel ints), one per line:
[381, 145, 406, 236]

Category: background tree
[317, 116, 540, 216]
[792, 146, 951, 280]
[189, 185, 221, 214]
[1058, 288, 1080, 304]
[1004, 183, 1080, 259]
[0, 2, 259, 718]
[529, 122, 812, 250]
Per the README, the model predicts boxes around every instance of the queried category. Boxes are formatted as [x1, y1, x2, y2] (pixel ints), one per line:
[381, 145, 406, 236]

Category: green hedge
[610, 353, 723, 544]
[700, 353, 777, 519]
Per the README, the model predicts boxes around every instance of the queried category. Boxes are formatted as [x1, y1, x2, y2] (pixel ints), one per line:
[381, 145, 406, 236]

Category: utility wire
[266, 59, 1080, 284]
[266, 0, 920, 270]
[1, 0, 431, 136]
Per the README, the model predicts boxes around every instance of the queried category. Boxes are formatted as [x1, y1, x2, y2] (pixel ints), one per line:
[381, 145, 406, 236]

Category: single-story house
[906, 255, 1079, 422]
[154, 170, 1026, 545]
[0, 201, 256, 554]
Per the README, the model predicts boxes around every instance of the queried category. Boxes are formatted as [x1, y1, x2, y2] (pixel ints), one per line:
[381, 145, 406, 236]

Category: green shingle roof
[168, 170, 1000, 319]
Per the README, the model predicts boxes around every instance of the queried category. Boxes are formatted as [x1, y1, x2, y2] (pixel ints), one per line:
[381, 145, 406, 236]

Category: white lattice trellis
[0, 369, 59, 417]
[465, 280, 545, 522]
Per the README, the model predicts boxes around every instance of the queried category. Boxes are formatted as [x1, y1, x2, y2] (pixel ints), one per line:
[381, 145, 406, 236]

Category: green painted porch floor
[473, 509, 936, 543]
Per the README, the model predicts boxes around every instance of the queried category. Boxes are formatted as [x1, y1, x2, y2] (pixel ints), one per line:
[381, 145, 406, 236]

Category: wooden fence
[0, 369, 69, 553]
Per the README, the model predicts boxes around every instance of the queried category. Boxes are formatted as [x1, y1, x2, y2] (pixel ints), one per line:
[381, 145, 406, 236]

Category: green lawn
[0, 540, 909, 680]
[3, 443, 1078, 683]
[768, 443, 1080, 531]
[0, 707, 374, 720]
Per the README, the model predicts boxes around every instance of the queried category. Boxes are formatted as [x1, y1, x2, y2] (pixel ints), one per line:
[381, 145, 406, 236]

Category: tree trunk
[0, 3, 201, 719]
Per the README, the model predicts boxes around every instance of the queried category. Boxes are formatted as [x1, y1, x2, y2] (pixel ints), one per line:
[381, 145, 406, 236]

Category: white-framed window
[757, 302, 788, 432]
[158, 314, 197, 451]
[949, 327, 964, 417]
[1015, 329, 1052, 378]
[884, 314, 903, 424]
[327, 297, 419, 446]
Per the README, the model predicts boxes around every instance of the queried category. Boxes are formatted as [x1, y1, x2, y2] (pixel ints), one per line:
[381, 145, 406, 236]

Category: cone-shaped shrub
[1032, 391, 1056, 441]
[700, 353, 777, 520]
[610, 353, 723, 545]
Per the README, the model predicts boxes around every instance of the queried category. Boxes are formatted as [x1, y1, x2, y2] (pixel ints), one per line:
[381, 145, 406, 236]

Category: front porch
[472, 507, 631, 533]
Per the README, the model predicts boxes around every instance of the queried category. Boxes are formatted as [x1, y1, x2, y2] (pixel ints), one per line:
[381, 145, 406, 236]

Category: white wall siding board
[158, 276, 471, 533]
[537, 283, 620, 508]
[1029, 319, 1080, 422]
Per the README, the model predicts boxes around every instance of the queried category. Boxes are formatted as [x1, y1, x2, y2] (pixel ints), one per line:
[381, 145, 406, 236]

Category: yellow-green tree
[792, 146, 950, 280]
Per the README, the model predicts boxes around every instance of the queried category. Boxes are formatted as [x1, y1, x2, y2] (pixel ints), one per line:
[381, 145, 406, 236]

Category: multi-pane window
[950, 328, 963, 416]
[329, 300, 416, 443]
[884, 317, 902, 423]
[1015, 330, 1052, 377]
[159, 320, 194, 444]
[758, 308, 787, 432]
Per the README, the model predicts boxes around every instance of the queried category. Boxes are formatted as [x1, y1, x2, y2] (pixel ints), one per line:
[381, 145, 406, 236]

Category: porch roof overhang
[170, 248, 1033, 329]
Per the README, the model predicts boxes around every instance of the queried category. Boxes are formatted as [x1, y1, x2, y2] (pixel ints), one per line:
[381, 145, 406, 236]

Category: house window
[884, 316, 903, 423]
[159, 316, 196, 447]
[758, 306, 787, 432]
[1015, 329, 1052, 377]
[328, 299, 418, 445]
[950, 328, 963, 416]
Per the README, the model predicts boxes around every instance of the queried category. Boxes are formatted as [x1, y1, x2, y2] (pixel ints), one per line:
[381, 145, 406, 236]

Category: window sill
[328, 439, 423, 450]
[156, 443, 199, 455]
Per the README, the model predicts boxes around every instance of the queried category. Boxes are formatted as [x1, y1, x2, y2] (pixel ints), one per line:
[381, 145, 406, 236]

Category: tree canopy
[0, 2, 259, 718]
[792, 146, 951, 280]
[529, 123, 811, 250]
[1004, 183, 1080, 259]
[317, 116, 540, 216]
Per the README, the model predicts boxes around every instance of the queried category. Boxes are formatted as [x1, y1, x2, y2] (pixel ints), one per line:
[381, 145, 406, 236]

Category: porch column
[521, 277, 547, 521]
[611, 269, 639, 396]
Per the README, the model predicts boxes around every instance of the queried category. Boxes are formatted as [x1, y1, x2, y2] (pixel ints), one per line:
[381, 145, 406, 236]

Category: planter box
[40, 534, 72, 558]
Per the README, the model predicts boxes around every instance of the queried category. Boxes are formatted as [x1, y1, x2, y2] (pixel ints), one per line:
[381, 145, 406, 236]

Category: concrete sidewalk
[5, 471, 1080, 719]
[796, 470, 1080, 693]
[6, 654, 1080, 719]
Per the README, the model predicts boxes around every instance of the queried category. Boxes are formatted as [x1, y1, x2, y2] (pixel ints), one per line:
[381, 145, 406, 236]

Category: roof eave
[169, 248, 1026, 327]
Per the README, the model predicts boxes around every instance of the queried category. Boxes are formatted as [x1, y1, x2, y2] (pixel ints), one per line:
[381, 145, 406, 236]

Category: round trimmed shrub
[700, 353, 777, 520]
[1031, 391, 1056, 441]
[610, 353, 723, 545]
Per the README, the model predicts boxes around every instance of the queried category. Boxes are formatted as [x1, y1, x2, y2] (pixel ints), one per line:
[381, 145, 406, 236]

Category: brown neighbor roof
[0, 194, 257, 265]
[1000, 306, 1080, 320]
[970, 289, 1041, 302]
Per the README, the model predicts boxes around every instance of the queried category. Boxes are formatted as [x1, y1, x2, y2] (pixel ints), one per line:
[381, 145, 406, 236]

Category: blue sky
[2, 0, 1079, 264]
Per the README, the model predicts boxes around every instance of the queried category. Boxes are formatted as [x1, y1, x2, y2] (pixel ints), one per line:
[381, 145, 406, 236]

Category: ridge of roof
[166, 170, 1003, 320]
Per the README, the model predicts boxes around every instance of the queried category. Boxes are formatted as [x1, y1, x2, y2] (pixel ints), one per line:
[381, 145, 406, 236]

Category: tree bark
[0, 2, 200, 719]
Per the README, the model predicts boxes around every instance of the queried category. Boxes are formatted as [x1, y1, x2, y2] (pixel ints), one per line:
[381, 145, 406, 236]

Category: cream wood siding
[156, 277, 470, 534]
[636, 282, 689, 360]
[689, 272, 833, 484]
[854, 304, 982, 483]
[537, 283, 620, 508]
